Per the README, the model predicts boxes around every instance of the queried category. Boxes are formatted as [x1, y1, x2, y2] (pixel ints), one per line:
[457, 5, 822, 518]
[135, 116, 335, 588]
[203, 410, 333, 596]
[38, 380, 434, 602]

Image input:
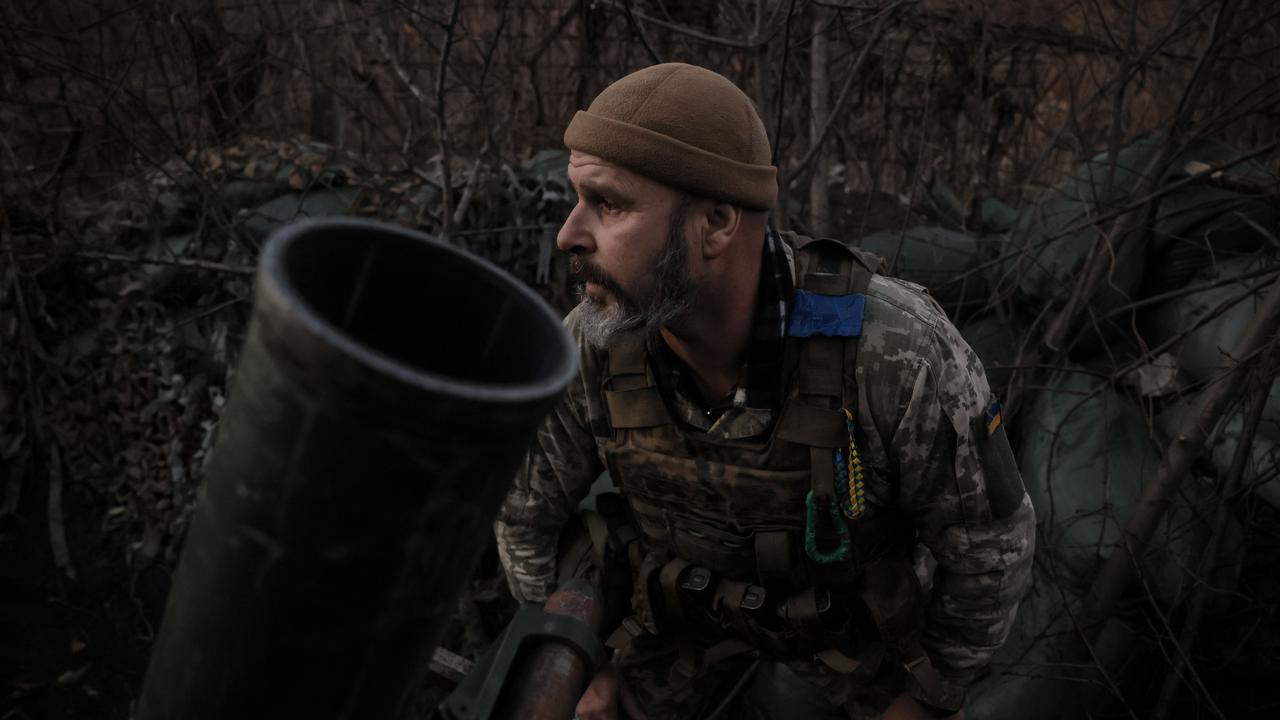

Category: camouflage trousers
[613, 634, 905, 720]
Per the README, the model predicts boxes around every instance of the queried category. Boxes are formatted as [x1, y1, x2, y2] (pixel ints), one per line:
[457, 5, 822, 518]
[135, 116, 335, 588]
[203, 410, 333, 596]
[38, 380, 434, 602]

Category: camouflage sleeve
[889, 295, 1036, 710]
[493, 307, 604, 603]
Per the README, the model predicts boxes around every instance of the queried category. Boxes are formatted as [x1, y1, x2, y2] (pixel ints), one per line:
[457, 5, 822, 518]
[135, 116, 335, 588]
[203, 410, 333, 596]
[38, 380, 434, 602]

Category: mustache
[569, 256, 626, 298]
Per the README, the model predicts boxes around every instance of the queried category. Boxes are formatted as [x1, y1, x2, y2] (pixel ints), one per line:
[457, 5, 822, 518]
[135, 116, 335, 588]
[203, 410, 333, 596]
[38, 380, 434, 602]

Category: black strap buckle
[679, 566, 712, 593]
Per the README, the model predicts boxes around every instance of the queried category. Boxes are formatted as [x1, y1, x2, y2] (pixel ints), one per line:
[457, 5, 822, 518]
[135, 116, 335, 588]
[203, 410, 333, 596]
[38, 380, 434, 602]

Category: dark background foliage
[2, 1, 1279, 718]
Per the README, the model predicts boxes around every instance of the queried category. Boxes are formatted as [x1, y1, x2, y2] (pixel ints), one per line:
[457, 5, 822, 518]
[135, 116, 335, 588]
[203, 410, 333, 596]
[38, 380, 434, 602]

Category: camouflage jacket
[495, 241, 1035, 708]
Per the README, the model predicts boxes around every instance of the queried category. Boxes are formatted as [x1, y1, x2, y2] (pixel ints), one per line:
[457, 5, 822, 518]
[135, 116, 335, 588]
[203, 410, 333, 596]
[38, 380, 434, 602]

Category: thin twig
[809, 2, 831, 236]
[1040, 0, 1244, 357]
[621, 0, 662, 64]
[4, 223, 41, 522]
[47, 441, 76, 581]
[1081, 273, 1280, 632]
[452, 223, 559, 237]
[1056, 583, 1143, 720]
[452, 138, 490, 227]
[1098, 263, 1280, 320]
[701, 660, 761, 720]
[790, 0, 903, 179]
[435, 0, 463, 241]
[25, 248, 257, 276]
[595, 0, 774, 49]
[771, 0, 799, 169]
[1152, 349, 1277, 719]
[769, 0, 799, 224]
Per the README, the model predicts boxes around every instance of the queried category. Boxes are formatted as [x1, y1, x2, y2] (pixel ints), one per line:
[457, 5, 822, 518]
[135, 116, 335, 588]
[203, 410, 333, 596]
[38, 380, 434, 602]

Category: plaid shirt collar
[651, 227, 793, 416]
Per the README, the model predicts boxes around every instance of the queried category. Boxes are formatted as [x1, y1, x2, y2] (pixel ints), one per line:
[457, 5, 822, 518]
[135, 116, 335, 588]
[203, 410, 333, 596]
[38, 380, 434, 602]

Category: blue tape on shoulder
[787, 291, 865, 338]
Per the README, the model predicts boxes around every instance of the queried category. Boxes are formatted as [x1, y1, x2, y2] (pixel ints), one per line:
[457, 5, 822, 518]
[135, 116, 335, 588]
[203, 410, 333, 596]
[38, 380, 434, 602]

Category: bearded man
[494, 63, 1034, 720]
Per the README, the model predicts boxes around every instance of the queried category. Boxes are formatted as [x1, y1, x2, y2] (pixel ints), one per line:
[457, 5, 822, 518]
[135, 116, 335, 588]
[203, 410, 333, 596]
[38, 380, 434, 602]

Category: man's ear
[701, 201, 741, 260]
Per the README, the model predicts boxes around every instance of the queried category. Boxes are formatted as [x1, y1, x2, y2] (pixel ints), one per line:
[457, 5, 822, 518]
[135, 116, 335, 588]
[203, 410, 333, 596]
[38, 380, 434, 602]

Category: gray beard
[574, 202, 696, 349]
[575, 283, 692, 349]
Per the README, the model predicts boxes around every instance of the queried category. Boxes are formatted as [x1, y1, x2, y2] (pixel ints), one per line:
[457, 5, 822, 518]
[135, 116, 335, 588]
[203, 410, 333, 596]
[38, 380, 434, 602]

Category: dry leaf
[1183, 160, 1220, 177]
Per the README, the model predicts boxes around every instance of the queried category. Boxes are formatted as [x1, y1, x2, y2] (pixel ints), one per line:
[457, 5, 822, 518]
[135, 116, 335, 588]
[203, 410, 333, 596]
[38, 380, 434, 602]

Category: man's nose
[556, 203, 595, 255]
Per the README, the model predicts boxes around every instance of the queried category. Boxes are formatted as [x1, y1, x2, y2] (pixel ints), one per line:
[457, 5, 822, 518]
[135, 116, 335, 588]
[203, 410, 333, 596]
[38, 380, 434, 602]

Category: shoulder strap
[776, 235, 878, 446]
[602, 337, 668, 429]
[775, 233, 881, 570]
[787, 232, 883, 285]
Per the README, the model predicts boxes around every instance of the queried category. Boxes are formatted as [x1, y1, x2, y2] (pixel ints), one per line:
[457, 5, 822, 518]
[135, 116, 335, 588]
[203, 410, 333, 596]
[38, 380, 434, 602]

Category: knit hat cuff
[564, 110, 777, 211]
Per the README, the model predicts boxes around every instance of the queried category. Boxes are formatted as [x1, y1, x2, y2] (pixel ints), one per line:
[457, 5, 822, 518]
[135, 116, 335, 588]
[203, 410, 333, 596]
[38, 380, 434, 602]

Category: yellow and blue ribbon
[834, 408, 867, 520]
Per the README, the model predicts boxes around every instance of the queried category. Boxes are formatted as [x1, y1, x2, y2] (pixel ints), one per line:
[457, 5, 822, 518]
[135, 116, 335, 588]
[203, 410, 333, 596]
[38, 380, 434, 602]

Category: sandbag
[1018, 367, 1199, 599]
[1145, 147, 1279, 295]
[1003, 137, 1163, 305]
[966, 573, 1140, 719]
[1158, 399, 1280, 509]
[851, 226, 991, 313]
[921, 173, 1020, 235]
[1141, 252, 1280, 424]
[960, 314, 1021, 394]
[1003, 136, 1277, 305]
[239, 186, 361, 241]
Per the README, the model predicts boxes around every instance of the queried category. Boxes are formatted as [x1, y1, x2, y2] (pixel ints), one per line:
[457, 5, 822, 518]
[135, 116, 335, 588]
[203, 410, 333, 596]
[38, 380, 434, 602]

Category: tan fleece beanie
[564, 63, 776, 210]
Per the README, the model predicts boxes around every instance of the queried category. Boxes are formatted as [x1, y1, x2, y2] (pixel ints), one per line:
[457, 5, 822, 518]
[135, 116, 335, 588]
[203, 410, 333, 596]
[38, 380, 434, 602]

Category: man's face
[558, 152, 697, 348]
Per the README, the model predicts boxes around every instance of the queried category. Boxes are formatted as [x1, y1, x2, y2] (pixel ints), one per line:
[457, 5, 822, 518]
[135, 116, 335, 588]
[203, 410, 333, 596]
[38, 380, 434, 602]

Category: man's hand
[575, 662, 648, 720]
[882, 692, 964, 720]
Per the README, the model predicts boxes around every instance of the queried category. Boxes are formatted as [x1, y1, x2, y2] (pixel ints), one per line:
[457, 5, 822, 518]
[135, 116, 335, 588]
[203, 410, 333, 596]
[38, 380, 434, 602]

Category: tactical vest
[594, 234, 940, 689]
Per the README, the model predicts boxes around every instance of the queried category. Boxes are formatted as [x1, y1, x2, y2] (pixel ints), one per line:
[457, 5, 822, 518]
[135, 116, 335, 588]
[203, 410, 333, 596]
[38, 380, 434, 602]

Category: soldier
[494, 63, 1034, 720]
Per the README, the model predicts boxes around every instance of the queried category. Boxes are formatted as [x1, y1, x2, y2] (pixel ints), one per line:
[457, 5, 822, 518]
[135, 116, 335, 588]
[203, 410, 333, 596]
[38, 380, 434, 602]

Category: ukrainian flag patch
[985, 401, 1002, 436]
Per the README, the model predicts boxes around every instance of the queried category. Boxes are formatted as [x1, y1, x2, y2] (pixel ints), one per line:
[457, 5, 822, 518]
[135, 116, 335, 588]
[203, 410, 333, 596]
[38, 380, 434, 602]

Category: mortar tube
[136, 218, 578, 720]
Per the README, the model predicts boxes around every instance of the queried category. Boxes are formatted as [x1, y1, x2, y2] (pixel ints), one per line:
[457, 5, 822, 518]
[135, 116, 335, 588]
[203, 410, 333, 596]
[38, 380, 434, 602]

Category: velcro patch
[786, 291, 865, 338]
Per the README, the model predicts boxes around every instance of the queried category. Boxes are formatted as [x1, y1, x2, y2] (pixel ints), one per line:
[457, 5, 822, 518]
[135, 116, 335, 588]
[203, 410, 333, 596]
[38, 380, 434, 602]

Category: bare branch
[435, 0, 463, 240]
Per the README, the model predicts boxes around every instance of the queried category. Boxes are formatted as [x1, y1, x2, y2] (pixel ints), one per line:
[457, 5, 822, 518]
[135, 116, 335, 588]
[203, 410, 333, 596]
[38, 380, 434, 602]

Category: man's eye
[598, 198, 619, 213]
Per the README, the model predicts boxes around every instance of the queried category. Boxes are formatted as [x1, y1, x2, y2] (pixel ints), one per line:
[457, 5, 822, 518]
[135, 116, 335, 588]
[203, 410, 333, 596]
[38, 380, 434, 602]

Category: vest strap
[776, 401, 846, 448]
[783, 587, 826, 639]
[605, 615, 647, 652]
[607, 337, 648, 376]
[815, 647, 865, 674]
[810, 447, 834, 503]
[636, 552, 664, 633]
[754, 531, 793, 585]
[797, 337, 844, 396]
[603, 336, 670, 430]
[658, 557, 691, 626]
[702, 638, 755, 666]
[714, 579, 752, 639]
[604, 387, 668, 428]
[582, 509, 611, 572]
[902, 637, 948, 707]
[803, 272, 852, 296]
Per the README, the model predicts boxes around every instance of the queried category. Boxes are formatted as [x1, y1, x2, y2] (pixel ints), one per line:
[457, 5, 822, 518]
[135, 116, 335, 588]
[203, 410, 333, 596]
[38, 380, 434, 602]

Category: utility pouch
[973, 401, 1026, 520]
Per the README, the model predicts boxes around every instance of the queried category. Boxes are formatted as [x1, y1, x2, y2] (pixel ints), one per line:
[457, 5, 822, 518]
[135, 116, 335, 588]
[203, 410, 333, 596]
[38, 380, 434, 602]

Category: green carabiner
[804, 490, 851, 564]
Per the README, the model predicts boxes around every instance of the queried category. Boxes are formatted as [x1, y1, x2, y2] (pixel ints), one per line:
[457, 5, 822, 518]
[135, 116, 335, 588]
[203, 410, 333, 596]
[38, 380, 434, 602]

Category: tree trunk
[808, 4, 831, 237]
